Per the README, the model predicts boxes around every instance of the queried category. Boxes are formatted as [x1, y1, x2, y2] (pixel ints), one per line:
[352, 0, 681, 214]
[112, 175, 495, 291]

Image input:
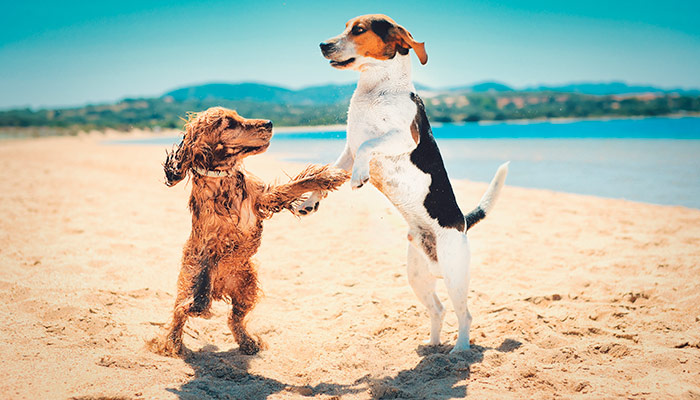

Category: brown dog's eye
[213, 143, 229, 159]
[351, 26, 366, 35]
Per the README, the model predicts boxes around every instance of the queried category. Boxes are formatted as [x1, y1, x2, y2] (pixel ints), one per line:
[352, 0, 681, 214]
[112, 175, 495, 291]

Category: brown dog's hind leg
[147, 292, 190, 357]
[182, 256, 214, 317]
[148, 250, 214, 357]
[226, 263, 263, 355]
[229, 302, 260, 355]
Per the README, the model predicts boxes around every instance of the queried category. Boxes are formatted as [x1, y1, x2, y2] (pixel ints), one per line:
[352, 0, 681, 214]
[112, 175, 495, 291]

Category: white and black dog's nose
[320, 42, 334, 54]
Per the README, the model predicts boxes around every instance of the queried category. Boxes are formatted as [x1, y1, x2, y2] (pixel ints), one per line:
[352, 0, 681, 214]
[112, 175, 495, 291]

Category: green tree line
[1, 92, 699, 134]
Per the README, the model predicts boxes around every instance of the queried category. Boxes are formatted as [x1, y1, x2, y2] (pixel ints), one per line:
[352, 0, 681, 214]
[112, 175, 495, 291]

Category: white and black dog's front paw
[350, 165, 370, 190]
[292, 191, 322, 216]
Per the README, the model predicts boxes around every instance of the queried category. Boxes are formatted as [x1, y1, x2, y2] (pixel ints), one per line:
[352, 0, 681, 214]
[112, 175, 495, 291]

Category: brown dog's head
[163, 107, 273, 186]
[319, 14, 427, 71]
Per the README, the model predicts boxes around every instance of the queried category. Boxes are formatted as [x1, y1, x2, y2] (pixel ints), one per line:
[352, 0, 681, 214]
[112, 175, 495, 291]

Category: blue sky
[1, 0, 699, 109]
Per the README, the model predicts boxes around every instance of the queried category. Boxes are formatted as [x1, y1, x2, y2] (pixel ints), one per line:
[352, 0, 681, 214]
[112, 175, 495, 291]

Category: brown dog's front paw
[298, 201, 320, 215]
[292, 192, 322, 216]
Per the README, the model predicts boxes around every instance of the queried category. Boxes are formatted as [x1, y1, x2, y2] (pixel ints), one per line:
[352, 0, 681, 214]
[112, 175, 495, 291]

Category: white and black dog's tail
[464, 162, 509, 231]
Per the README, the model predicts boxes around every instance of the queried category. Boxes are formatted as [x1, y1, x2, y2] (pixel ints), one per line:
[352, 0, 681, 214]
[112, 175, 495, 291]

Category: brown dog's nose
[263, 120, 273, 129]
[320, 42, 333, 53]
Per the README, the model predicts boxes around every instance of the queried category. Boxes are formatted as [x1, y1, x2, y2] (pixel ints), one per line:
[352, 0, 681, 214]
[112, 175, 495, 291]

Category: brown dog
[149, 107, 348, 356]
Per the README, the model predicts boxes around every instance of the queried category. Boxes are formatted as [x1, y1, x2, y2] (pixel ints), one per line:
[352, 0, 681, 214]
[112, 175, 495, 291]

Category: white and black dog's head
[319, 14, 427, 71]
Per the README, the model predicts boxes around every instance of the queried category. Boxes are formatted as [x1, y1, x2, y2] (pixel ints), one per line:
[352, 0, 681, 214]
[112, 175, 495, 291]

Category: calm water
[108, 117, 700, 209]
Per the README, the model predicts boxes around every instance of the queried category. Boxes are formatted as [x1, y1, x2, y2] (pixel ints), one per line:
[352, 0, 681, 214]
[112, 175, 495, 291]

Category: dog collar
[192, 166, 235, 178]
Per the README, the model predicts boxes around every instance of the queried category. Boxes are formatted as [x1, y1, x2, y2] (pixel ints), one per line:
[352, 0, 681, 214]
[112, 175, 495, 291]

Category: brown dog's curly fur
[148, 107, 349, 356]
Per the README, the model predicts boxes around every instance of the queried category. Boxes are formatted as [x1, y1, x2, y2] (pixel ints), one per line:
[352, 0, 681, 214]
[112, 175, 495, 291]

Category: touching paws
[287, 164, 349, 215]
[293, 195, 321, 216]
[294, 196, 320, 215]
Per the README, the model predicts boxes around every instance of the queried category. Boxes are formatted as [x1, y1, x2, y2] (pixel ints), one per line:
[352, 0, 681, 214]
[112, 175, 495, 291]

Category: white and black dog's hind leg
[409, 228, 473, 352]
[437, 229, 473, 353]
[407, 243, 445, 346]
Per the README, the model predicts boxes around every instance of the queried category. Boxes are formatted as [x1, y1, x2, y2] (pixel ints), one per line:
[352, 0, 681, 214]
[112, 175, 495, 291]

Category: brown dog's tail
[258, 164, 350, 217]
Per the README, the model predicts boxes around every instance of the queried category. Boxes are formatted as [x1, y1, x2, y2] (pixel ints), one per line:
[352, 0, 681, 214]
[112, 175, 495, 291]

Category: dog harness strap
[192, 167, 235, 178]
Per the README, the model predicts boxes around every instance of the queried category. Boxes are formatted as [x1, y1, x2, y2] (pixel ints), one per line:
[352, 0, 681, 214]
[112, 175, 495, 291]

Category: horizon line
[3, 79, 700, 112]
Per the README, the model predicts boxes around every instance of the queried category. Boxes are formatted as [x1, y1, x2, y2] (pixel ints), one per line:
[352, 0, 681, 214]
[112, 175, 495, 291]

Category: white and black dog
[294, 14, 508, 353]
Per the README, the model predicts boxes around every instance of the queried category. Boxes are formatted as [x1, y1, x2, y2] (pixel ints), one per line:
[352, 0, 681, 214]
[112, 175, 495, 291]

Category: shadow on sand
[168, 339, 522, 399]
[357, 338, 522, 400]
[167, 344, 365, 399]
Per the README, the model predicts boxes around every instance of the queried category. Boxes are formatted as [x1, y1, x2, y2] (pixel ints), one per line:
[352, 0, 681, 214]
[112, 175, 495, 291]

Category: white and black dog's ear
[370, 18, 427, 65]
[393, 24, 427, 65]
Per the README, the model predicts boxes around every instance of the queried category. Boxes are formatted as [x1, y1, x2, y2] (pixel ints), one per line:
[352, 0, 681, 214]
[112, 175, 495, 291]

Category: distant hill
[449, 82, 514, 93]
[164, 83, 295, 103]
[2, 80, 699, 133]
[163, 82, 357, 105]
[523, 82, 700, 96]
[163, 81, 700, 105]
[445, 81, 700, 96]
[162, 81, 518, 103]
[291, 83, 357, 104]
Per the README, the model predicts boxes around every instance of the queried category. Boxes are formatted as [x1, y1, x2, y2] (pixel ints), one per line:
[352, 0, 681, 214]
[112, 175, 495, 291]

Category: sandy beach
[0, 133, 699, 399]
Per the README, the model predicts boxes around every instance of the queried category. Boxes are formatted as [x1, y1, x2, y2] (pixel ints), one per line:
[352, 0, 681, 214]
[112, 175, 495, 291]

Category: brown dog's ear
[395, 25, 427, 65]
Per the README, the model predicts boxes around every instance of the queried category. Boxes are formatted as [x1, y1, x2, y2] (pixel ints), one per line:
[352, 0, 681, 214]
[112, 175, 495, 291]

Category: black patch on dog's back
[409, 93, 465, 232]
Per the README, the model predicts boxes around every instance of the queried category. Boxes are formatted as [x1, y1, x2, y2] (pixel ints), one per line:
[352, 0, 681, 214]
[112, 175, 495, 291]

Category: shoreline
[468, 112, 700, 126]
[1, 113, 700, 139]
[5, 128, 699, 210]
[5, 133, 696, 213]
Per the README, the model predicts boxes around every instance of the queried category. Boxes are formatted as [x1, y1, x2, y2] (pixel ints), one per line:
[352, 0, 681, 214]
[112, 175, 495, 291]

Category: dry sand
[0, 133, 698, 400]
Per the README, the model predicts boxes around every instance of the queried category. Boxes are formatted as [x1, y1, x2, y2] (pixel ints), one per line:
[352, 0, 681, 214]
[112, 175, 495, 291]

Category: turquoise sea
[111, 117, 700, 209]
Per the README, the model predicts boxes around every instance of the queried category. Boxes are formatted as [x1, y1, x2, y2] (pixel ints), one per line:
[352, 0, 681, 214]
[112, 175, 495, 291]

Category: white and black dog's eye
[351, 26, 366, 35]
